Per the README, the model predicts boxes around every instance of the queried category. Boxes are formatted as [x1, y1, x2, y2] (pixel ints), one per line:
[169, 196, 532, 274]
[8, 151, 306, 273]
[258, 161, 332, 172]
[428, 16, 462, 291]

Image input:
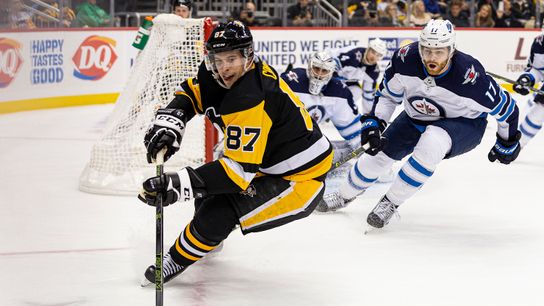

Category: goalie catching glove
[138, 167, 207, 206]
[144, 108, 188, 163]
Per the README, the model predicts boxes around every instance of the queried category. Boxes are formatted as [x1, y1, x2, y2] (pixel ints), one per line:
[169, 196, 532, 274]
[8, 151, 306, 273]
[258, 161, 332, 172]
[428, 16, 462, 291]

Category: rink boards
[0, 26, 538, 113]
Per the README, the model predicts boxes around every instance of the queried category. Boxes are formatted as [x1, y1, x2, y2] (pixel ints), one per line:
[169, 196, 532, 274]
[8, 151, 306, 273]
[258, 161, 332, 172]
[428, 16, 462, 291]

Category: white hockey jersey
[375, 42, 519, 141]
[281, 68, 362, 144]
[523, 34, 544, 83]
[329, 46, 380, 106]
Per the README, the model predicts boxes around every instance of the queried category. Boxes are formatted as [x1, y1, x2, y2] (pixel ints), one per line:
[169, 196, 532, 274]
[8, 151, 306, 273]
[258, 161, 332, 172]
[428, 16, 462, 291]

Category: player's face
[365, 48, 384, 65]
[311, 66, 332, 80]
[421, 46, 450, 76]
[174, 6, 190, 18]
[213, 50, 247, 88]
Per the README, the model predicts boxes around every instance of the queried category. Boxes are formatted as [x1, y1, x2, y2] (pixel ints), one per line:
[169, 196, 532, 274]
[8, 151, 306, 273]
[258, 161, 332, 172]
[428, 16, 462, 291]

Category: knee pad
[192, 197, 238, 243]
[412, 126, 452, 167]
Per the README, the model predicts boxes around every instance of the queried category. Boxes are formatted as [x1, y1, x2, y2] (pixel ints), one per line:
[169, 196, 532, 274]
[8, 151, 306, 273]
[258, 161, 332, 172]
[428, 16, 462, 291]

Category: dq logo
[0, 38, 23, 88]
[72, 36, 117, 80]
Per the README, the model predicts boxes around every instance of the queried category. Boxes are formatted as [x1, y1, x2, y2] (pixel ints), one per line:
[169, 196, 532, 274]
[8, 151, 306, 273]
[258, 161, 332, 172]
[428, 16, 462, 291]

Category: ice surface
[1, 99, 543, 306]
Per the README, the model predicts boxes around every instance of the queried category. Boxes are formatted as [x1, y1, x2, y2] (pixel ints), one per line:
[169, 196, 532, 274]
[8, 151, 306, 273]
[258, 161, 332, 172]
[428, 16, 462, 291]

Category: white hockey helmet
[307, 51, 336, 95]
[368, 38, 387, 57]
[418, 19, 456, 58]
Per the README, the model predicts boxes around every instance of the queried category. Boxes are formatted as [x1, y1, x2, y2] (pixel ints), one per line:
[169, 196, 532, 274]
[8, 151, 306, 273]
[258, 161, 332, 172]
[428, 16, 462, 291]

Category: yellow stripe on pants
[240, 179, 323, 231]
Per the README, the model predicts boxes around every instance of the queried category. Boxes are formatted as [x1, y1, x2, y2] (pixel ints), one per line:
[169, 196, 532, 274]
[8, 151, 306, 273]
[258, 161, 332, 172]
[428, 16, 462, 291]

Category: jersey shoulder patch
[280, 68, 310, 94]
[390, 42, 423, 77]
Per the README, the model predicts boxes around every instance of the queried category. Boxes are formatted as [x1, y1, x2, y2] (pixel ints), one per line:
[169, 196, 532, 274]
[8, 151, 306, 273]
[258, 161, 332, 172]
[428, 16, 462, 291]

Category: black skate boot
[141, 252, 186, 287]
[315, 191, 356, 212]
[366, 195, 399, 229]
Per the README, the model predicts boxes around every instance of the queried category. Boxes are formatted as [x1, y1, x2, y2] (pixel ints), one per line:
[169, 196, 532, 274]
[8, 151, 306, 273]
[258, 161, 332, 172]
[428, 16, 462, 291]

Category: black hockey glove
[488, 131, 521, 165]
[144, 108, 187, 163]
[360, 114, 388, 156]
[138, 167, 207, 207]
[513, 74, 535, 96]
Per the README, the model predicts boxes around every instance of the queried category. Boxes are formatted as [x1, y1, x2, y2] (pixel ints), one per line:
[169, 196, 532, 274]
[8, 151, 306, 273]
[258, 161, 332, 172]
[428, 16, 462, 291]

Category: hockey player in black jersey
[138, 20, 333, 284]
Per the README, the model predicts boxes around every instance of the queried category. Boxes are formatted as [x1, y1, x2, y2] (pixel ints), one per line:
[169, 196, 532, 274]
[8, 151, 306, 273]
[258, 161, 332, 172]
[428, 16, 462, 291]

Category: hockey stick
[331, 143, 370, 170]
[487, 71, 544, 95]
[154, 149, 166, 306]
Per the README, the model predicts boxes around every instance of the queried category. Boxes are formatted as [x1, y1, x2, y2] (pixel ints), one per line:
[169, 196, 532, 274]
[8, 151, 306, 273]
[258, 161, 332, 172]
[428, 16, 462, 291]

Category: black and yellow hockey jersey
[168, 59, 333, 194]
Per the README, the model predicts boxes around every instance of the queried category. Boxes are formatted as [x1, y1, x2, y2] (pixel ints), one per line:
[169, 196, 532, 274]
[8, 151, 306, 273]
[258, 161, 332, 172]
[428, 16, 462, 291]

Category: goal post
[79, 14, 217, 195]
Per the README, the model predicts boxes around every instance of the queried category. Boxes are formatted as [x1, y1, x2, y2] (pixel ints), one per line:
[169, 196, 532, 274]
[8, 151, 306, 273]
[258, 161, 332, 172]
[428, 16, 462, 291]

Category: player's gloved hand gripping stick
[487, 71, 544, 96]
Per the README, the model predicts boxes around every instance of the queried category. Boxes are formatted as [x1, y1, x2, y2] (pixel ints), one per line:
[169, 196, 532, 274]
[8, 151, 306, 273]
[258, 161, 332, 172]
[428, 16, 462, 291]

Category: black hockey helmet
[172, 0, 192, 9]
[204, 20, 255, 88]
[205, 20, 254, 58]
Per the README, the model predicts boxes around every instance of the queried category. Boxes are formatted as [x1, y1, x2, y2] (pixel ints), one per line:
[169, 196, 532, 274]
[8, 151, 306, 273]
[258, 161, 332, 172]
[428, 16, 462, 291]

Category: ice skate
[366, 195, 399, 231]
[141, 252, 186, 287]
[315, 192, 355, 212]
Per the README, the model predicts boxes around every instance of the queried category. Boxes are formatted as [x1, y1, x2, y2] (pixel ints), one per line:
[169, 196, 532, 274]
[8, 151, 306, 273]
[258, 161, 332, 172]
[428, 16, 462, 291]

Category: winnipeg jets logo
[537, 35, 544, 46]
[355, 50, 362, 63]
[408, 96, 444, 117]
[307, 105, 325, 123]
[286, 70, 299, 82]
[462, 65, 478, 85]
[398, 45, 410, 63]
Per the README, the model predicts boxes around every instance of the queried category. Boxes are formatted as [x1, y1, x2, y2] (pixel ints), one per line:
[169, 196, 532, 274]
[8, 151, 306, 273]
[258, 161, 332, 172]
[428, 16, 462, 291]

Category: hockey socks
[170, 221, 222, 267]
[387, 156, 435, 204]
[519, 103, 544, 147]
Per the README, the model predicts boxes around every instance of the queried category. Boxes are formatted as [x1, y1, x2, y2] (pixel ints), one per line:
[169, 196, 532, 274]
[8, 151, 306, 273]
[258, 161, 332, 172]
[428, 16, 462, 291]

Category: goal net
[79, 14, 216, 195]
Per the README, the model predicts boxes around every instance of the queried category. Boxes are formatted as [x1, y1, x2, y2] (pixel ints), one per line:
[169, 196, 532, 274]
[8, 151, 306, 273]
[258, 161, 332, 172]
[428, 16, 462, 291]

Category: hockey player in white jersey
[513, 33, 544, 147]
[330, 38, 387, 114]
[319, 19, 521, 228]
[281, 51, 361, 155]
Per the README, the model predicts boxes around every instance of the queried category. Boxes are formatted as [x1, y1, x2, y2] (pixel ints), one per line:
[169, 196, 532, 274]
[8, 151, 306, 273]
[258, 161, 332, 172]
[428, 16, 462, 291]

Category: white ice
[1, 98, 543, 306]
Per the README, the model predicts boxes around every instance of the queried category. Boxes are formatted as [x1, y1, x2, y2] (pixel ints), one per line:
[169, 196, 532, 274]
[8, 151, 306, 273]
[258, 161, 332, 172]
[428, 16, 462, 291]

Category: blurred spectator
[238, 1, 261, 26]
[393, 0, 408, 23]
[172, 0, 193, 18]
[75, 0, 110, 27]
[495, 0, 523, 27]
[423, 0, 443, 18]
[445, 0, 470, 27]
[37, 0, 75, 27]
[404, 0, 432, 27]
[378, 3, 402, 26]
[347, 1, 371, 26]
[475, 3, 495, 27]
[10, 0, 36, 29]
[287, 0, 314, 26]
[478, 0, 499, 19]
[511, 0, 534, 23]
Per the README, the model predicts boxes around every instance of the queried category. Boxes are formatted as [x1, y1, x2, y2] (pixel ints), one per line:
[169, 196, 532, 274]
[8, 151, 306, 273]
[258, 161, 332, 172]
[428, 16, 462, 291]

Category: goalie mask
[307, 51, 335, 95]
[205, 21, 254, 89]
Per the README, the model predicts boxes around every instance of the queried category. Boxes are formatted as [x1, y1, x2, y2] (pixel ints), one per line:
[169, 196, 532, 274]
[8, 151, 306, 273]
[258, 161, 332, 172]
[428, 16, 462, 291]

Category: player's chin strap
[487, 71, 544, 95]
[331, 143, 371, 170]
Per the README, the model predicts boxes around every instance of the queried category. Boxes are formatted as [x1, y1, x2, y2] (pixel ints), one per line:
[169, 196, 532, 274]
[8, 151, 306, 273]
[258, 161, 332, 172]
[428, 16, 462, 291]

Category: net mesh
[80, 15, 210, 195]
